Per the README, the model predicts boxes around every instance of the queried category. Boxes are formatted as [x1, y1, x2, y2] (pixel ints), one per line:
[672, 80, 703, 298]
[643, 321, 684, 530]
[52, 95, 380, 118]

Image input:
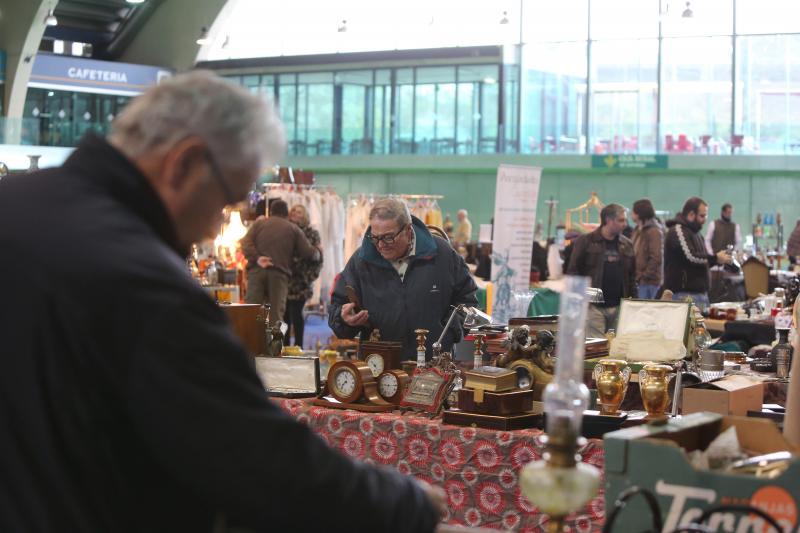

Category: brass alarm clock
[377, 369, 410, 404]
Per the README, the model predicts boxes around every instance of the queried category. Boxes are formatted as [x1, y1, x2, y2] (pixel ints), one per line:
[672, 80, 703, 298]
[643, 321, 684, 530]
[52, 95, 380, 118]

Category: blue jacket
[329, 216, 478, 359]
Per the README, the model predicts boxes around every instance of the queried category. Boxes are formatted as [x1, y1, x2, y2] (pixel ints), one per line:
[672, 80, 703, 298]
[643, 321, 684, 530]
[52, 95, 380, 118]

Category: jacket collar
[358, 215, 438, 267]
[63, 132, 182, 256]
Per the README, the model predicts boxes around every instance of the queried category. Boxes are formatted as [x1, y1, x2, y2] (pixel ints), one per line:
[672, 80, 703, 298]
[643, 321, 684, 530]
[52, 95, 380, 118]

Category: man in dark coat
[0, 71, 441, 533]
[566, 203, 636, 338]
[329, 198, 478, 360]
[664, 197, 732, 311]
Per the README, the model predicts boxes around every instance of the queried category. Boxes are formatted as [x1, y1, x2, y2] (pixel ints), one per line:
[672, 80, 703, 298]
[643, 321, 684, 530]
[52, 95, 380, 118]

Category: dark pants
[283, 299, 306, 348]
[245, 268, 288, 324]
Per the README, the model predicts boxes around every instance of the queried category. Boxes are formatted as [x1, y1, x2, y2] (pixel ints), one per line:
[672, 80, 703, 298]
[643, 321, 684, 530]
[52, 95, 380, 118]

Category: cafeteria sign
[592, 154, 668, 169]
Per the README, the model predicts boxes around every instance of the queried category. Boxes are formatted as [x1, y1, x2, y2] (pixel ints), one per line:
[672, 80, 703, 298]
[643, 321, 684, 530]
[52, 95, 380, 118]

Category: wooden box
[442, 409, 543, 431]
[220, 303, 265, 356]
[458, 388, 533, 415]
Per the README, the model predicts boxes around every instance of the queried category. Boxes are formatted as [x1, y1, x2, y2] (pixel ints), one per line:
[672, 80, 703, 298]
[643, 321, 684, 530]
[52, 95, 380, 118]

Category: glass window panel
[590, 0, 659, 40]
[589, 39, 658, 153]
[278, 77, 297, 151]
[661, 37, 732, 153]
[520, 41, 587, 154]
[394, 68, 414, 153]
[524, 0, 588, 42]
[373, 69, 392, 154]
[457, 81, 477, 153]
[414, 84, 435, 152]
[736, 0, 800, 35]
[416, 66, 456, 85]
[661, 0, 733, 37]
[736, 34, 800, 154]
[342, 84, 367, 153]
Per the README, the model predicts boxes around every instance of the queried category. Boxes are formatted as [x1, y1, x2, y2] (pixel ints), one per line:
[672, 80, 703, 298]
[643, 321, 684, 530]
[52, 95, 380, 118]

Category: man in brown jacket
[241, 199, 320, 323]
[567, 203, 636, 338]
[631, 199, 663, 299]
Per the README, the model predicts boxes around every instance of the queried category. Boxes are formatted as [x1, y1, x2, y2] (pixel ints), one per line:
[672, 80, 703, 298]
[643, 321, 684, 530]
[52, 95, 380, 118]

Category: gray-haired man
[0, 71, 443, 532]
[330, 197, 478, 359]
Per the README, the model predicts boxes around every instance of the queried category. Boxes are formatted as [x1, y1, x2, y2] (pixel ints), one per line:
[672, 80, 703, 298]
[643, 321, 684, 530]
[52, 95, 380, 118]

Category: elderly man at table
[0, 71, 445, 533]
[330, 197, 478, 360]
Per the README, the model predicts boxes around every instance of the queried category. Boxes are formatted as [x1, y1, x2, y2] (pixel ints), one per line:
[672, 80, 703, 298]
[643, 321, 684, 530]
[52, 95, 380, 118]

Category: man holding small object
[330, 197, 478, 360]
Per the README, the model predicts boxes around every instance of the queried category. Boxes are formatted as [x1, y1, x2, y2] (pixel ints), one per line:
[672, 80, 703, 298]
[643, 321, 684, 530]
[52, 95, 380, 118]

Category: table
[277, 399, 605, 532]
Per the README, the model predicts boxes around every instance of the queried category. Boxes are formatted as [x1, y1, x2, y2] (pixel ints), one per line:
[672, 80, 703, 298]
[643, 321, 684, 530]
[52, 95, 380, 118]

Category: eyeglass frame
[367, 223, 408, 246]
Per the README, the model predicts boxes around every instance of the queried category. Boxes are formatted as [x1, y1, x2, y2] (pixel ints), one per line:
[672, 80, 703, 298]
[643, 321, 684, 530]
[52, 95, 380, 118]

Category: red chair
[730, 134, 744, 154]
[665, 134, 675, 152]
[677, 133, 693, 152]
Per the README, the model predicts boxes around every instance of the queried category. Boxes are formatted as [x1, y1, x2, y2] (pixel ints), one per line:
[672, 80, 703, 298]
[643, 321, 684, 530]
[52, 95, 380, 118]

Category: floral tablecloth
[278, 399, 605, 532]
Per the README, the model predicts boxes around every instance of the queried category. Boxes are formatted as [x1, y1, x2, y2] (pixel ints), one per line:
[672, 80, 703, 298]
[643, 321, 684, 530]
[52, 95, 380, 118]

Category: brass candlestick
[472, 333, 486, 369]
[414, 329, 429, 367]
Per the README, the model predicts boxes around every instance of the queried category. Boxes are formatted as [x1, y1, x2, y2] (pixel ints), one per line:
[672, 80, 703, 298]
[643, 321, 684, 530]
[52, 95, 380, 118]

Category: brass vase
[638, 364, 673, 417]
[592, 359, 631, 415]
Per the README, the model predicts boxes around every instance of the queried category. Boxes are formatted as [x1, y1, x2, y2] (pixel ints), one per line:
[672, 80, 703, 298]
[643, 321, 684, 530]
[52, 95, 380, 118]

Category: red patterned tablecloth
[278, 399, 605, 532]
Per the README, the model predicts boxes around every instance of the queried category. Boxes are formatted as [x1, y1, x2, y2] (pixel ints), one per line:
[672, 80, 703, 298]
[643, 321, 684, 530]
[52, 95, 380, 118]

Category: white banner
[491, 164, 542, 323]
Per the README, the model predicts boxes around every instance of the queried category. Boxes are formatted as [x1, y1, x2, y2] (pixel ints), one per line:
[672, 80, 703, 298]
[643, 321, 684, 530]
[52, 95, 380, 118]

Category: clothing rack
[346, 193, 443, 201]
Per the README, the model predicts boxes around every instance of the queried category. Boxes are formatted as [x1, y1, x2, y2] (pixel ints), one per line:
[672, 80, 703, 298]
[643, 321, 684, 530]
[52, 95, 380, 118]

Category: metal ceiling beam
[101, 0, 163, 60]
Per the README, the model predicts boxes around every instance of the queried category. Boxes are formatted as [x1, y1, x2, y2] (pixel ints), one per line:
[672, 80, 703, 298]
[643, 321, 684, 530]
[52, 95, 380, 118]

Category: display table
[277, 399, 605, 531]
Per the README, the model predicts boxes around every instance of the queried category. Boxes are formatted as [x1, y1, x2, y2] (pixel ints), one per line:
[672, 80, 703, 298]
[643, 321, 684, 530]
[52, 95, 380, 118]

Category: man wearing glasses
[0, 72, 445, 532]
[330, 197, 478, 360]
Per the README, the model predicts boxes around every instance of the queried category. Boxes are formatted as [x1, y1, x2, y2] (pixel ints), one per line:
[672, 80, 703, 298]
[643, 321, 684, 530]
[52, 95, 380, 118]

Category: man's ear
[162, 137, 207, 194]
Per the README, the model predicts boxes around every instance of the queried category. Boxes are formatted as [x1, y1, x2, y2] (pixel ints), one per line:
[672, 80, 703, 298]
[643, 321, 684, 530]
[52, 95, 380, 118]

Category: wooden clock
[360, 340, 403, 374]
[313, 360, 394, 412]
[377, 369, 410, 405]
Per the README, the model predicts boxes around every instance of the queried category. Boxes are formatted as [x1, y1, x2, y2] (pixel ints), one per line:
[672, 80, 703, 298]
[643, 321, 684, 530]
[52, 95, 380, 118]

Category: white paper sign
[478, 224, 493, 243]
[491, 164, 542, 322]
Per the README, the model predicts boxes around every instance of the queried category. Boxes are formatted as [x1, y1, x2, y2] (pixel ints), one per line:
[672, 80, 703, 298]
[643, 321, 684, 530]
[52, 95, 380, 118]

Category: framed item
[359, 340, 403, 372]
[254, 356, 320, 397]
[400, 366, 455, 416]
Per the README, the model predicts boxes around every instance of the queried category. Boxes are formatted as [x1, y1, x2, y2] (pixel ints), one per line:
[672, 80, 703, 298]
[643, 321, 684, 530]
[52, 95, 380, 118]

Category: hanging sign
[592, 154, 668, 169]
[490, 164, 542, 323]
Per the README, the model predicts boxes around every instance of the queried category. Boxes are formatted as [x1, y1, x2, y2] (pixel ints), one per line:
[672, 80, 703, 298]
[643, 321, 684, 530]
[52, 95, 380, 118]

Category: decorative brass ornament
[638, 363, 673, 417]
[592, 359, 631, 415]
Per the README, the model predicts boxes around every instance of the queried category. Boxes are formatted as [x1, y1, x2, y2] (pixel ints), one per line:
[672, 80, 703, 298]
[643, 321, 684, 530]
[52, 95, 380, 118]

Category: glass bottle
[773, 328, 792, 380]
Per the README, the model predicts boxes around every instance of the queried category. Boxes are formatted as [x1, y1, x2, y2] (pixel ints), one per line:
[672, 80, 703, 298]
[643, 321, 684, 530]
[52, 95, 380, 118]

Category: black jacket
[0, 134, 437, 533]
[566, 227, 636, 300]
[329, 217, 478, 359]
[664, 214, 718, 294]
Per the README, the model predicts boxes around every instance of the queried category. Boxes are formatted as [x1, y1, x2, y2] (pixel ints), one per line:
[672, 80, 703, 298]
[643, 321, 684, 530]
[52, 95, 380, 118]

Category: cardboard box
[604, 413, 799, 533]
[682, 375, 764, 417]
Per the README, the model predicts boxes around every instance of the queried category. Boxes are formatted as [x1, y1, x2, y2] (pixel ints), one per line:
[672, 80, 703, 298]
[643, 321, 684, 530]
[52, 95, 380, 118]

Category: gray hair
[369, 198, 412, 227]
[110, 70, 285, 174]
[458, 209, 468, 217]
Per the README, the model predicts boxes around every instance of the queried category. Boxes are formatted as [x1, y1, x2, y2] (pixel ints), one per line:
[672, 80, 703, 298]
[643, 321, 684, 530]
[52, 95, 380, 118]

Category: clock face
[379, 372, 398, 398]
[365, 353, 385, 378]
[333, 368, 357, 396]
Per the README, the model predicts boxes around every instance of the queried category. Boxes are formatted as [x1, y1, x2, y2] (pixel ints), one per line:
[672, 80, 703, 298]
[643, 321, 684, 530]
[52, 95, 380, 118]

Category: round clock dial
[334, 369, 357, 396]
[365, 353, 385, 377]
[377, 369, 410, 404]
[379, 373, 398, 397]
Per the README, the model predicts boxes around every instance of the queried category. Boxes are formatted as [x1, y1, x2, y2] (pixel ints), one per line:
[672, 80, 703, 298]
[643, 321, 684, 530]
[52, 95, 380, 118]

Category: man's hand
[715, 250, 733, 265]
[341, 302, 369, 326]
[416, 480, 447, 520]
[257, 256, 273, 269]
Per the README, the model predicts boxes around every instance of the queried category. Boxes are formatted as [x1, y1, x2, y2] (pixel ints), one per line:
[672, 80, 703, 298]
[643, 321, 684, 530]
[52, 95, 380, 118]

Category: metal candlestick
[472, 333, 486, 369]
[414, 329, 429, 367]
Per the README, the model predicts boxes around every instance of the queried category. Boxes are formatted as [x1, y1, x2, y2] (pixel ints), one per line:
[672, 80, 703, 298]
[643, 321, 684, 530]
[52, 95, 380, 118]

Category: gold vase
[592, 359, 631, 415]
[638, 364, 673, 417]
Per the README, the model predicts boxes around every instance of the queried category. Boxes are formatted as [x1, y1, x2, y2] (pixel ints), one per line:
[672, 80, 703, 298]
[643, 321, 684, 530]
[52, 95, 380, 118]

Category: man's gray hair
[458, 209, 468, 217]
[369, 198, 412, 227]
[110, 70, 285, 174]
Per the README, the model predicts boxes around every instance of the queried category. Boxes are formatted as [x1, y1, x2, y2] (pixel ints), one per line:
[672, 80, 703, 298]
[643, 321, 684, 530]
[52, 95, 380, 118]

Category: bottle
[206, 256, 219, 286]
[773, 328, 792, 380]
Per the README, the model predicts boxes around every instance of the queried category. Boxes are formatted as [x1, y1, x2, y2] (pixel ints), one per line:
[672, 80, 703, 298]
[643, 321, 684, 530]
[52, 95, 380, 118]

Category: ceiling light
[483, 77, 497, 84]
[196, 26, 211, 45]
[337, 19, 347, 33]
[45, 9, 57, 27]
[682, 1, 693, 18]
[499, 11, 509, 25]
[126, 0, 146, 3]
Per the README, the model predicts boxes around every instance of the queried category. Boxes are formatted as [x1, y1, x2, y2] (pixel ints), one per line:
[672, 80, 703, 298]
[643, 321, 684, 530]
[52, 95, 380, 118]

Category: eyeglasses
[204, 148, 237, 205]
[367, 224, 407, 246]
